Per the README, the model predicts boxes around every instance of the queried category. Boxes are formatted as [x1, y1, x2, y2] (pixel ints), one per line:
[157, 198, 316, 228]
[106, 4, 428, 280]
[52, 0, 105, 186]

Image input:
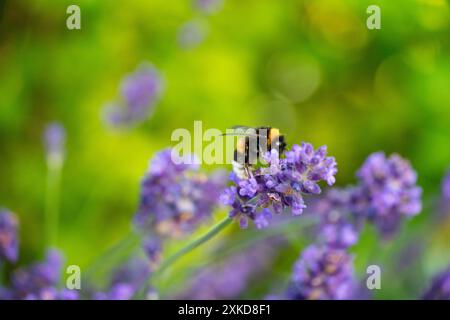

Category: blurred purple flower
[319, 223, 358, 250]
[423, 266, 450, 300]
[25, 288, 79, 300]
[134, 149, 227, 261]
[0, 287, 13, 299]
[43, 123, 66, 166]
[312, 189, 359, 249]
[177, 20, 208, 50]
[104, 63, 163, 127]
[443, 171, 450, 201]
[142, 235, 162, 266]
[94, 283, 135, 300]
[11, 249, 66, 299]
[0, 215, 77, 300]
[287, 244, 357, 300]
[0, 209, 19, 263]
[436, 170, 450, 221]
[221, 143, 337, 229]
[351, 152, 422, 238]
[135, 149, 226, 236]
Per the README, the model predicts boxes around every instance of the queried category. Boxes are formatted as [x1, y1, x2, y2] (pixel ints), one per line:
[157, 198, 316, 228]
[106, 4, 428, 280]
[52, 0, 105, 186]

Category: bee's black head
[273, 135, 287, 154]
[279, 135, 287, 153]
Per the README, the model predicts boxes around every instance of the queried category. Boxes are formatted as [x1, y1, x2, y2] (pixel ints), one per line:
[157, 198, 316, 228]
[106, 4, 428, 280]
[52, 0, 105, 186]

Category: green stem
[84, 232, 141, 282]
[45, 163, 62, 247]
[136, 216, 233, 298]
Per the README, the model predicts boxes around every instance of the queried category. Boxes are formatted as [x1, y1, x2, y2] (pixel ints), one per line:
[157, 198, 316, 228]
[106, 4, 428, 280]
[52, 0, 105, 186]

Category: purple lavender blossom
[43, 123, 66, 166]
[142, 235, 162, 266]
[312, 189, 359, 249]
[443, 171, 450, 201]
[11, 249, 65, 299]
[319, 222, 358, 250]
[94, 283, 135, 300]
[221, 143, 337, 229]
[351, 152, 422, 238]
[135, 149, 226, 236]
[422, 266, 450, 300]
[0, 287, 13, 299]
[0, 209, 19, 263]
[24, 288, 79, 300]
[104, 63, 163, 127]
[310, 152, 422, 243]
[0, 216, 77, 300]
[287, 244, 357, 300]
[134, 149, 227, 261]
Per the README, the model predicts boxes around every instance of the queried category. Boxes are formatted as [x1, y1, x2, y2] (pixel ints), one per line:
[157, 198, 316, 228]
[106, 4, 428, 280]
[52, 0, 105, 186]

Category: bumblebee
[223, 126, 287, 179]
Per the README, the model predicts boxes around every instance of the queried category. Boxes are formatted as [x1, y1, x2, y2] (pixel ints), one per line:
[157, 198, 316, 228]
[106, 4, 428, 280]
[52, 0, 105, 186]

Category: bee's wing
[220, 132, 261, 138]
[231, 125, 253, 129]
[221, 125, 262, 138]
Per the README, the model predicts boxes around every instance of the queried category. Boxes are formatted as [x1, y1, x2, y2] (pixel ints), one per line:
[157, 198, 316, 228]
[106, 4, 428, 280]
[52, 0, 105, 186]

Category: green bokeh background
[0, 0, 449, 299]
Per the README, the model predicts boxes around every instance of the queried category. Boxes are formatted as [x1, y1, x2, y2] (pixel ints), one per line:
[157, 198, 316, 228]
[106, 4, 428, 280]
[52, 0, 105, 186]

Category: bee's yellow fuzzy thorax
[269, 128, 280, 141]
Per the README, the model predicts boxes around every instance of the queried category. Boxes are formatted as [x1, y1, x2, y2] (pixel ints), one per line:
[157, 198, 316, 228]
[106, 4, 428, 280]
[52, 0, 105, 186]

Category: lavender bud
[0, 209, 19, 263]
[104, 63, 163, 127]
[43, 123, 66, 167]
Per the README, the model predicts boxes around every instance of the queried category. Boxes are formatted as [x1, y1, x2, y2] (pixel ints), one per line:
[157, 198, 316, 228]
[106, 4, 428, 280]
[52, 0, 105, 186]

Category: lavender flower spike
[104, 63, 163, 127]
[134, 148, 227, 261]
[135, 149, 226, 236]
[43, 122, 66, 168]
[287, 244, 357, 300]
[352, 152, 422, 238]
[313, 189, 359, 249]
[221, 143, 337, 229]
[0, 209, 19, 263]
